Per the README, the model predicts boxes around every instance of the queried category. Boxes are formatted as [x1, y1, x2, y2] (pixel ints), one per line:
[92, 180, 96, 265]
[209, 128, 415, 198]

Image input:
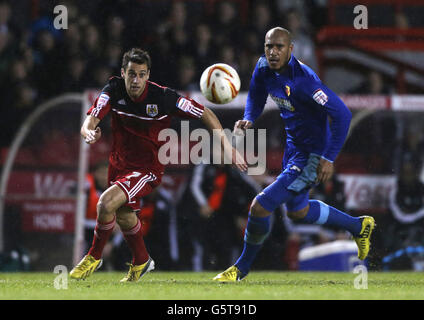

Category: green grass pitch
[1, 271, 424, 300]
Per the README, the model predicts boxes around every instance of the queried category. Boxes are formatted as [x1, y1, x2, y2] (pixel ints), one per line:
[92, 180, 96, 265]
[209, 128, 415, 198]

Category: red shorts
[108, 164, 161, 211]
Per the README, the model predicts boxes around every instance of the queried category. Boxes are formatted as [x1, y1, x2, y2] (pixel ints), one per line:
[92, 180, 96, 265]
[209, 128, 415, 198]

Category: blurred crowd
[0, 0, 324, 146]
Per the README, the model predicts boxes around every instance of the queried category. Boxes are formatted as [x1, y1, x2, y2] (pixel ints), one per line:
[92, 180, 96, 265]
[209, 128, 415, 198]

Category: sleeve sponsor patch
[90, 93, 110, 118]
[312, 89, 328, 106]
[176, 97, 203, 118]
[97, 93, 110, 108]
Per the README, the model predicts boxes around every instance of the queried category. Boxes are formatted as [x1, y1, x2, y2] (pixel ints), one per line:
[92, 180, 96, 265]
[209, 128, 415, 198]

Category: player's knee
[287, 206, 309, 221]
[250, 198, 271, 217]
[97, 196, 117, 217]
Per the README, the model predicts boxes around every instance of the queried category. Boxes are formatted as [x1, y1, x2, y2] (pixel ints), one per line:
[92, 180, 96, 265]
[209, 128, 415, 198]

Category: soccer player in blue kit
[213, 27, 375, 282]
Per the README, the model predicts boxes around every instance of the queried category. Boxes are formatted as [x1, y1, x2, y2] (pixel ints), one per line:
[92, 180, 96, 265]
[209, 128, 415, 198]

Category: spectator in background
[85, 161, 110, 253]
[32, 29, 62, 99]
[158, 1, 191, 58]
[59, 20, 82, 59]
[1, 57, 37, 146]
[61, 54, 87, 92]
[247, 2, 274, 51]
[104, 42, 123, 75]
[175, 55, 198, 91]
[105, 15, 125, 46]
[89, 64, 113, 89]
[285, 8, 318, 70]
[0, 0, 13, 33]
[191, 23, 217, 80]
[81, 24, 103, 64]
[379, 155, 424, 270]
[153, 1, 192, 84]
[177, 163, 258, 271]
[0, 0, 19, 87]
[218, 43, 239, 71]
[212, 1, 242, 48]
[395, 11, 410, 30]
[401, 123, 424, 172]
[350, 70, 392, 94]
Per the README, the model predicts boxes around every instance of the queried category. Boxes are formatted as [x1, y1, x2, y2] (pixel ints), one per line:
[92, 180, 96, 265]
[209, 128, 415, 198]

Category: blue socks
[235, 214, 270, 275]
[234, 200, 362, 276]
[299, 200, 362, 236]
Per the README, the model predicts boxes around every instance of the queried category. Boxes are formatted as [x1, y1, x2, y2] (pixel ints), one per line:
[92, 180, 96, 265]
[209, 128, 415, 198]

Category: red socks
[88, 216, 116, 260]
[122, 219, 149, 265]
[87, 216, 149, 266]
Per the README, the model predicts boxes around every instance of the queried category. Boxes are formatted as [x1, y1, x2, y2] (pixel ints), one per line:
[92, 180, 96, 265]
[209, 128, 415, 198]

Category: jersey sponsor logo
[312, 89, 328, 106]
[270, 94, 295, 112]
[146, 104, 159, 117]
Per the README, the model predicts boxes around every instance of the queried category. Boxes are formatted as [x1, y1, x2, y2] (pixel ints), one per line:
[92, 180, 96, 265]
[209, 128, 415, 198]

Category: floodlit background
[1, 0, 424, 273]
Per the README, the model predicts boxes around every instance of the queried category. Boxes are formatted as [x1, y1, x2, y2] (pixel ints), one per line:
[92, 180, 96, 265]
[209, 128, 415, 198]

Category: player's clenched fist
[84, 127, 101, 144]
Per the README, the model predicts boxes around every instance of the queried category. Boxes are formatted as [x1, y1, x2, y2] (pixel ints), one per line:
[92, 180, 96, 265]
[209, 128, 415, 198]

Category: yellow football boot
[120, 257, 155, 283]
[213, 265, 245, 282]
[354, 216, 376, 260]
[69, 255, 102, 280]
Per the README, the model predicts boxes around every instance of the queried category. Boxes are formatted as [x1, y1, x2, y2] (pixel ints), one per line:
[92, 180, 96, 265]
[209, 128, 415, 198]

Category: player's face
[264, 32, 293, 72]
[122, 62, 150, 99]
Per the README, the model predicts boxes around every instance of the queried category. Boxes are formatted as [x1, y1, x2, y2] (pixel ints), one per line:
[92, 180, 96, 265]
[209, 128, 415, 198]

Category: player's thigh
[113, 170, 159, 211]
[97, 184, 128, 214]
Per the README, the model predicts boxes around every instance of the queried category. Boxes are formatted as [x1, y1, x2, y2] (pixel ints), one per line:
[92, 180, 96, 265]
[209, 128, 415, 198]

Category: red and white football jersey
[87, 77, 204, 176]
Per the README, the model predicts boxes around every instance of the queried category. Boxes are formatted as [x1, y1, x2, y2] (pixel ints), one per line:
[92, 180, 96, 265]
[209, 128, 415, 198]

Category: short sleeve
[87, 91, 111, 120]
[86, 80, 117, 120]
[164, 87, 204, 119]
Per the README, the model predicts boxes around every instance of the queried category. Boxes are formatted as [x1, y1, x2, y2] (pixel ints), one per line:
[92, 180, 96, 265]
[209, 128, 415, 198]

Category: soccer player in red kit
[70, 48, 247, 282]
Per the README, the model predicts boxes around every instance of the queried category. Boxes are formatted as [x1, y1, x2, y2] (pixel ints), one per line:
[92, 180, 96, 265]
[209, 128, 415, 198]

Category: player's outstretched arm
[81, 115, 102, 144]
[201, 107, 248, 172]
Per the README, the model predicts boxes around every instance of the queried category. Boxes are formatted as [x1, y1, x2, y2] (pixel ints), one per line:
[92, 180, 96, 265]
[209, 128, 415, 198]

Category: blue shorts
[256, 145, 320, 212]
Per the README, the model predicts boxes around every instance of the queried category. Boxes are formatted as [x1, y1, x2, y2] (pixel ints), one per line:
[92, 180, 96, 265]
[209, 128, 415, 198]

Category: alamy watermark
[53, 265, 68, 290]
[158, 121, 267, 175]
[353, 5, 368, 29]
[53, 5, 68, 30]
[353, 265, 368, 289]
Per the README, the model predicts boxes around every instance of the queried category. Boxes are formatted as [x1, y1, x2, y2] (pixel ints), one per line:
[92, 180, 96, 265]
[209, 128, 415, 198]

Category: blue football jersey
[244, 54, 352, 162]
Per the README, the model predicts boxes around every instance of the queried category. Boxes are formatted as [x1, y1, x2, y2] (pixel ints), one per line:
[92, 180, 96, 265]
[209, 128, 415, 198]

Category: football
[200, 63, 241, 104]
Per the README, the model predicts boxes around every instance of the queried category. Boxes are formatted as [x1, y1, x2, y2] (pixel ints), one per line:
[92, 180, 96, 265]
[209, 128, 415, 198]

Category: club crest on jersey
[312, 89, 328, 106]
[270, 94, 295, 112]
[285, 85, 291, 97]
[146, 104, 158, 117]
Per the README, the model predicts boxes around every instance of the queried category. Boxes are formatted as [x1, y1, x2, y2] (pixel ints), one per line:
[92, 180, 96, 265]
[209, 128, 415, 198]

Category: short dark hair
[121, 48, 151, 70]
